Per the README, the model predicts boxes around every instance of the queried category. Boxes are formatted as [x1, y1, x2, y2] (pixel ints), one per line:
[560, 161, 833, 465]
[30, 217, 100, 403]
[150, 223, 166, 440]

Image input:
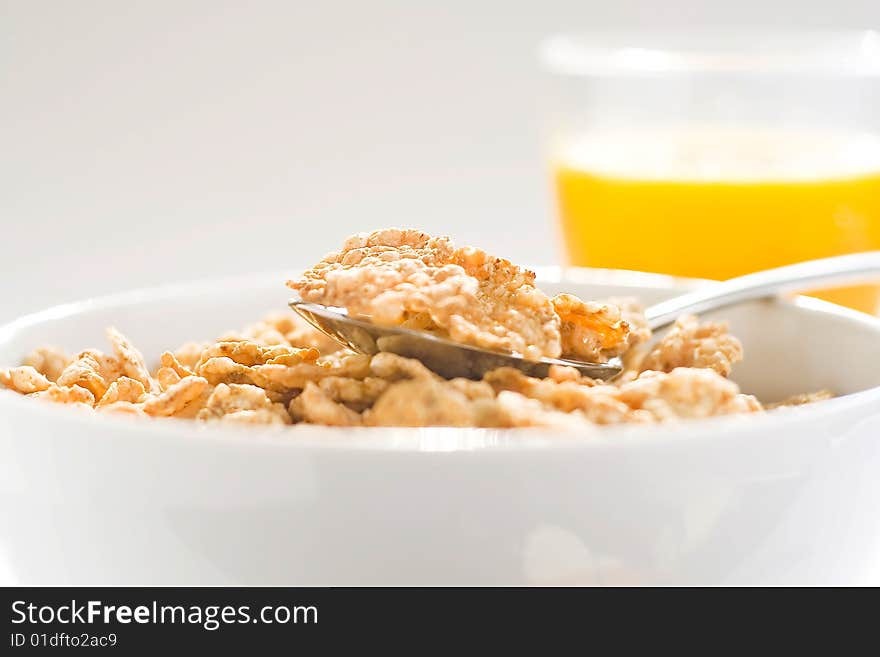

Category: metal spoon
[290, 251, 880, 380]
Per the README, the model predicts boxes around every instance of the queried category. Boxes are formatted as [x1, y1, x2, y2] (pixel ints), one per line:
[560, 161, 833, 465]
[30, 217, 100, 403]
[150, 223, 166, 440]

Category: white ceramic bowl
[2, 269, 880, 585]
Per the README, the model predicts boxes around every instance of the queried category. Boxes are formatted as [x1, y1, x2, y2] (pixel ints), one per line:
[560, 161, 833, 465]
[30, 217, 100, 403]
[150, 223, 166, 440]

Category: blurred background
[3, 0, 880, 322]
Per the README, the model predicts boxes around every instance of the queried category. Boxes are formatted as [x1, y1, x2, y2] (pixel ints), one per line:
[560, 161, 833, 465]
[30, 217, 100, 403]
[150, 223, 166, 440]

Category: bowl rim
[2, 266, 880, 452]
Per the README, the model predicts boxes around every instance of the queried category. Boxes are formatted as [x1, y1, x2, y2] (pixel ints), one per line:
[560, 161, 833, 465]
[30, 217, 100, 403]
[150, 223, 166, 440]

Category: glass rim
[540, 28, 880, 77]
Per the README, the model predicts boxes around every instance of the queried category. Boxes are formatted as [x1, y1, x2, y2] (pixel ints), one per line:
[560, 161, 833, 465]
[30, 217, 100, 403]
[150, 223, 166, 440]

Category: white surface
[2, 271, 880, 585]
[3, 1, 880, 322]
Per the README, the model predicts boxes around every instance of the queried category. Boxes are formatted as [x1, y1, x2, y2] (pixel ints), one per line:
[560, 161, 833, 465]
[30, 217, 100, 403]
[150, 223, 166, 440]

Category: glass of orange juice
[540, 30, 880, 313]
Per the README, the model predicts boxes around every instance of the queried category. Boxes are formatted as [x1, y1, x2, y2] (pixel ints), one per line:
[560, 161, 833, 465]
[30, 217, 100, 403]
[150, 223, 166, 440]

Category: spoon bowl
[290, 300, 624, 380]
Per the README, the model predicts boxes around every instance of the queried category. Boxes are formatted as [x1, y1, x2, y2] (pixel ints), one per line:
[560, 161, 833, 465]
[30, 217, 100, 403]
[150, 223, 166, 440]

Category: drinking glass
[541, 29, 880, 313]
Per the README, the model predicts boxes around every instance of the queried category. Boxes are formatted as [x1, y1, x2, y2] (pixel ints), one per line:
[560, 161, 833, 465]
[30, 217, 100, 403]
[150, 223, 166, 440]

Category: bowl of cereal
[2, 229, 880, 585]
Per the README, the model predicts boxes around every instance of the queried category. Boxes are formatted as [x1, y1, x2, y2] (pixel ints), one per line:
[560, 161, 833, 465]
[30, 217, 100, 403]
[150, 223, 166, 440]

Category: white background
[3, 0, 880, 322]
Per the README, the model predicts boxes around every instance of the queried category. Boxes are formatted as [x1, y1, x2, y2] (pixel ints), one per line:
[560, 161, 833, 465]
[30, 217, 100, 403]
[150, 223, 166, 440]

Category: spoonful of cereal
[288, 230, 880, 380]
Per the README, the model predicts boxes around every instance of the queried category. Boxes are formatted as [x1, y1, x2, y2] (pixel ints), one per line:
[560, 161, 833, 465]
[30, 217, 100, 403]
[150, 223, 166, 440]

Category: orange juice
[553, 128, 880, 313]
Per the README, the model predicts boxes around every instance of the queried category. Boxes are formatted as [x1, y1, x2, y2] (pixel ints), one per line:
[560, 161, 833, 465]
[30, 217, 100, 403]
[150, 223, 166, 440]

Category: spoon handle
[644, 251, 880, 331]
